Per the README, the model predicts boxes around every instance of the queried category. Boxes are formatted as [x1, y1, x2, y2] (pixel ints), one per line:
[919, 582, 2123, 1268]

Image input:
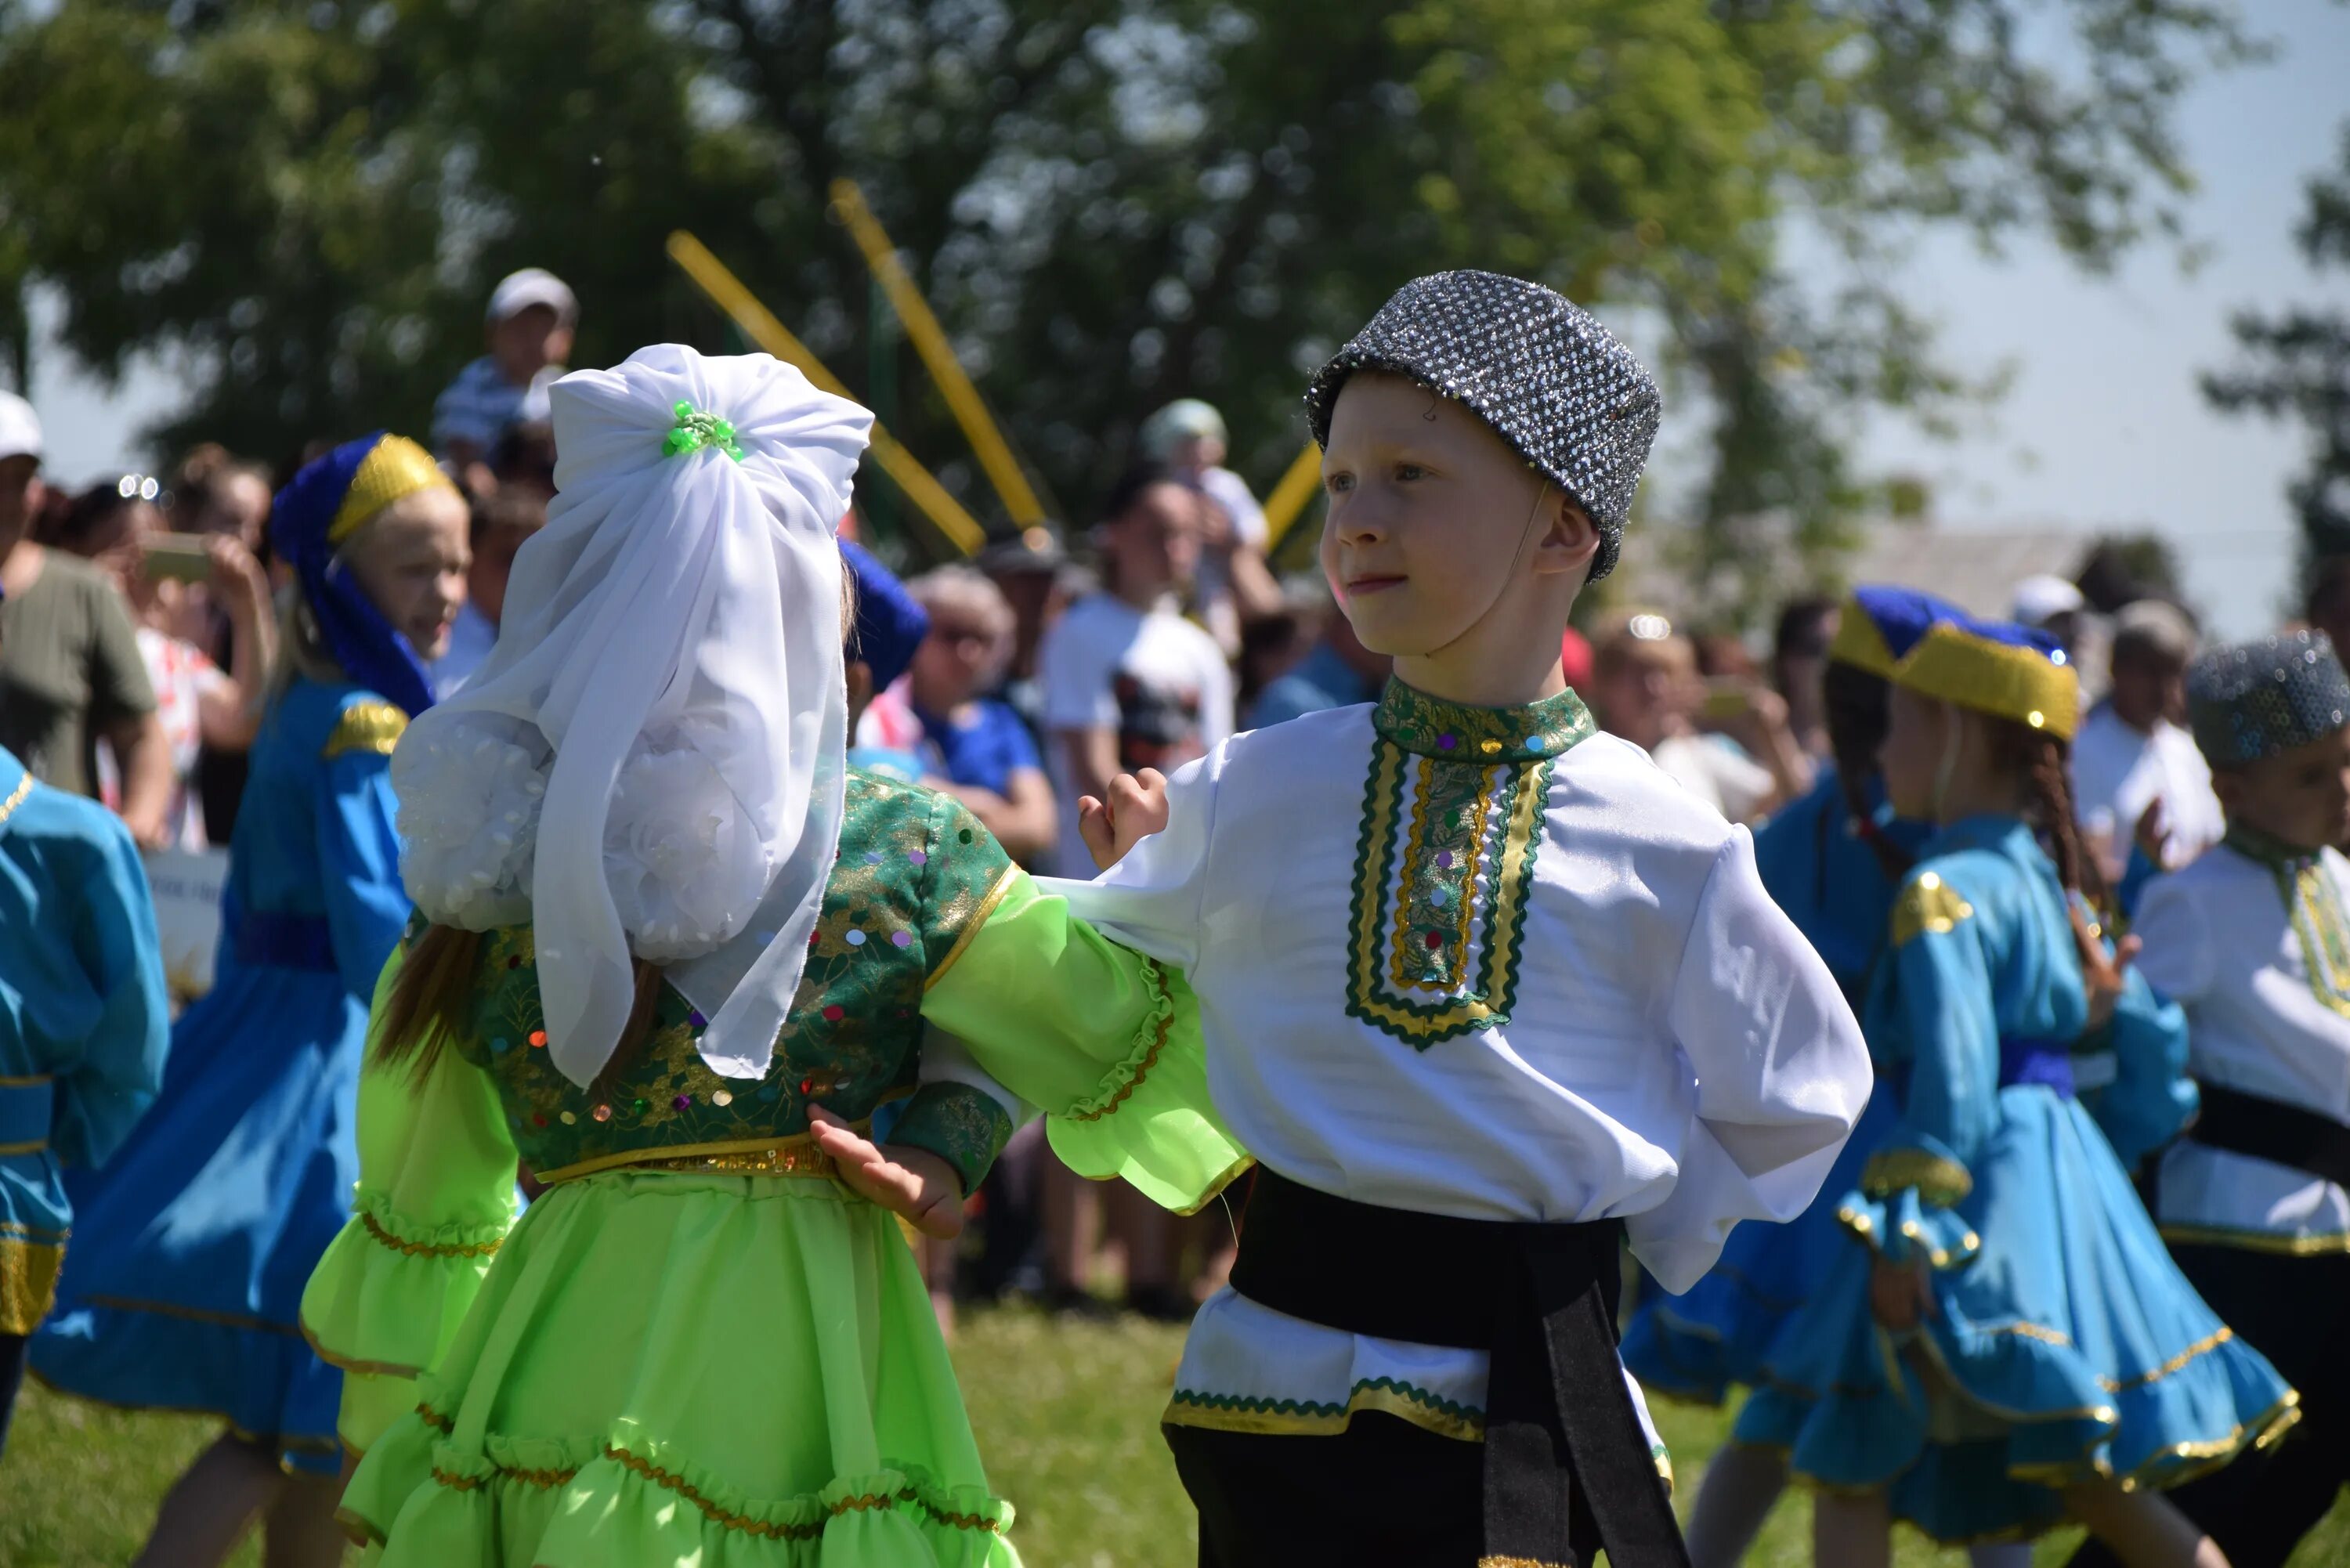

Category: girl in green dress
[301, 345, 1241, 1566]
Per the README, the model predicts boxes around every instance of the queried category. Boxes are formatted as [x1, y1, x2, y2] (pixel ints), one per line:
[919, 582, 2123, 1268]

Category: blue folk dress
[0, 747, 169, 1352]
[32, 680, 413, 1473]
[1621, 770, 1922, 1404]
[1734, 813, 2298, 1541]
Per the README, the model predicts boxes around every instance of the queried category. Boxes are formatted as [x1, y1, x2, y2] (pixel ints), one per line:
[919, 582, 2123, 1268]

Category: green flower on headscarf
[662, 401, 744, 462]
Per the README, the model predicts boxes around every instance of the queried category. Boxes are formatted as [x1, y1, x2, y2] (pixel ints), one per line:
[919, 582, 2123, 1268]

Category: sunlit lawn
[5, 1306, 2345, 1566]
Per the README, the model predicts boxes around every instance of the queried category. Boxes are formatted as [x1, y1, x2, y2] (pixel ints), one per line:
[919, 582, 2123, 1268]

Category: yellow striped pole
[829, 179, 1047, 528]
[1260, 442, 1325, 551]
[664, 230, 987, 558]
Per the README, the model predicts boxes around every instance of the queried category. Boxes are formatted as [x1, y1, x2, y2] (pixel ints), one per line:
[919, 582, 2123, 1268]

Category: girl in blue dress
[1622, 586, 1958, 1566]
[34, 434, 469, 1568]
[1737, 614, 2295, 1567]
[0, 721, 170, 1454]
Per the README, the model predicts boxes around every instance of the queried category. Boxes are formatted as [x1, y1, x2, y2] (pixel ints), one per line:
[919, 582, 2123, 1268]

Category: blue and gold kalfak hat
[1828, 585, 1963, 677]
[2188, 630, 2350, 768]
[1894, 612, 2080, 742]
[1302, 271, 1661, 583]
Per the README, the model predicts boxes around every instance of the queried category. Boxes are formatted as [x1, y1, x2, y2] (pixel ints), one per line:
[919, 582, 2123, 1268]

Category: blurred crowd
[0, 264, 2305, 1328]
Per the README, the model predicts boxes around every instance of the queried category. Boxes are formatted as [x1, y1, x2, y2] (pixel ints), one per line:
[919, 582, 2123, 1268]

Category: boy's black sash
[2187, 1082, 2350, 1191]
[1227, 1167, 1691, 1568]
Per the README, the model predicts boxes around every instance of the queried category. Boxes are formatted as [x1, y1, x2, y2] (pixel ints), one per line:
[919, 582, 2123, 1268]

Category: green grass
[5, 1306, 2346, 1566]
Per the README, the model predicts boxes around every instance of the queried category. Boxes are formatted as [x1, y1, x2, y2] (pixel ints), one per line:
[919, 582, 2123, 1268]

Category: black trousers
[2066, 1245, 2350, 1568]
[1166, 1413, 1488, 1568]
[0, 1331, 27, 1458]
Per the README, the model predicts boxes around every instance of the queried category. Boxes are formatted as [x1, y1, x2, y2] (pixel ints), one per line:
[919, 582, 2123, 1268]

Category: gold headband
[327, 435, 454, 544]
[1896, 623, 2081, 742]
[1827, 597, 1898, 677]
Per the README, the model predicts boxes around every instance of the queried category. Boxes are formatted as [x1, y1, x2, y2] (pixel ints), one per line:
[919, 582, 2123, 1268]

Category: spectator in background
[432, 267, 576, 483]
[975, 528, 1072, 740]
[2072, 598, 2225, 880]
[0, 393, 172, 845]
[1771, 594, 1838, 760]
[905, 565, 1058, 864]
[428, 490, 545, 699]
[1140, 399, 1284, 655]
[55, 479, 273, 849]
[170, 444, 274, 555]
[1040, 461, 1235, 871]
[1235, 603, 1311, 722]
[2013, 573, 2088, 658]
[1589, 613, 1785, 823]
[1247, 581, 1387, 728]
[2306, 555, 2350, 659]
[1037, 461, 1233, 1318]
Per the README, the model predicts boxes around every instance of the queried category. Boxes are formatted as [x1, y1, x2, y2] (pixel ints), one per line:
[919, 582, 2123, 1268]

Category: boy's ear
[1530, 491, 1602, 580]
[2208, 764, 2247, 818]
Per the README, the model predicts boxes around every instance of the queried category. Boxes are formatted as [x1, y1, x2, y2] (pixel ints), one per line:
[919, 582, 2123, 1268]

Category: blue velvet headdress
[269, 432, 454, 717]
[1829, 585, 1962, 677]
[840, 539, 931, 692]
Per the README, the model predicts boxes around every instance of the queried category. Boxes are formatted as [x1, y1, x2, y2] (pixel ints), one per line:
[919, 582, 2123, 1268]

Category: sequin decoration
[1372, 680, 1593, 764]
[1301, 270, 1662, 581]
[2188, 631, 2350, 768]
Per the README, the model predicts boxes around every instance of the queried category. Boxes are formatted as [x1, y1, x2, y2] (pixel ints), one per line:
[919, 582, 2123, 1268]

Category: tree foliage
[0, 0, 2257, 616]
[2202, 122, 2350, 598]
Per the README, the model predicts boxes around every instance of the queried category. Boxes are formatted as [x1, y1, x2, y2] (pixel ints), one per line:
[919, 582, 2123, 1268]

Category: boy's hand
[2131, 797, 2170, 869]
[807, 1105, 965, 1239]
[1077, 768, 1170, 871]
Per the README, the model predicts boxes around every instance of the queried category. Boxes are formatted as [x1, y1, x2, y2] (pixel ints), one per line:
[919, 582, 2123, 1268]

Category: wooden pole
[664, 229, 986, 558]
[829, 179, 1048, 528]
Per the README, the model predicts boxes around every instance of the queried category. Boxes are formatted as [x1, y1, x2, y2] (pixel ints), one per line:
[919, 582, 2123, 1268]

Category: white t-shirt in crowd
[1037, 591, 1235, 875]
[2070, 701, 2225, 869]
[1651, 732, 1775, 824]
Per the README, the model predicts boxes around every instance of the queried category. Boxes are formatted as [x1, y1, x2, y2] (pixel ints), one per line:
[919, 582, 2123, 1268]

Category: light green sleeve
[921, 870, 1251, 1215]
[300, 946, 519, 1454]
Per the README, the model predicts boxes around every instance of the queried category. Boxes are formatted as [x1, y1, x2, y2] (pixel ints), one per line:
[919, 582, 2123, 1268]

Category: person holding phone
[54, 477, 274, 849]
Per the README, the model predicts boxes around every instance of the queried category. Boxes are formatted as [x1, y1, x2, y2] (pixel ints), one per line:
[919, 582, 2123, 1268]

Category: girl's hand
[806, 1104, 965, 1239]
[1869, 1253, 1936, 1331]
[1076, 768, 1170, 871]
[2070, 901, 2141, 1031]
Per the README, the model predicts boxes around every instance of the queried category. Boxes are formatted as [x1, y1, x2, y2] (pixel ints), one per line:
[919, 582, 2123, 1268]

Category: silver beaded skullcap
[1303, 270, 1661, 582]
[2187, 630, 2350, 769]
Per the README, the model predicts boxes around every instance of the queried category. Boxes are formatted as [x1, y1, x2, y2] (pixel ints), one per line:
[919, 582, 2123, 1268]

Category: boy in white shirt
[1053, 272, 1871, 1568]
[2080, 630, 2350, 1568]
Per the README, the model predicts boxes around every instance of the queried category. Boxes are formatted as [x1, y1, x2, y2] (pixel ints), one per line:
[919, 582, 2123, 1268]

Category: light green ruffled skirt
[342, 1170, 1019, 1567]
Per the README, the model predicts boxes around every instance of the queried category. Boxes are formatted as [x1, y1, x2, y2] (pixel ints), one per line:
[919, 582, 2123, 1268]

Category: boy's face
[2214, 726, 2350, 854]
[489, 305, 572, 385]
[1318, 373, 1582, 659]
[1879, 684, 1954, 820]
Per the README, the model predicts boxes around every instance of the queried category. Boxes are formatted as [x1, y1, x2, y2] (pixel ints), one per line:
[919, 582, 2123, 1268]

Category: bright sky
[23, 3, 2350, 638]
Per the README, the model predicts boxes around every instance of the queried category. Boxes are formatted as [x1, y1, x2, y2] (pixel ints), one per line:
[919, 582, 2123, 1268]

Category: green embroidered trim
[1392, 761, 1495, 992]
[2227, 829, 2350, 1017]
[1343, 740, 1553, 1049]
[2286, 861, 2350, 1019]
[1372, 680, 1594, 764]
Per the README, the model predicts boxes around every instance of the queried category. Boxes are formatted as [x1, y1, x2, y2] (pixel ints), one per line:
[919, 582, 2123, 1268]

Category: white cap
[1139, 398, 1226, 458]
[486, 268, 577, 326]
[2012, 573, 2084, 627]
[0, 390, 42, 464]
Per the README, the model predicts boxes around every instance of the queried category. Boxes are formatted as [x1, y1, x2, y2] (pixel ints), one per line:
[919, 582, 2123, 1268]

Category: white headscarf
[393, 345, 873, 1086]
